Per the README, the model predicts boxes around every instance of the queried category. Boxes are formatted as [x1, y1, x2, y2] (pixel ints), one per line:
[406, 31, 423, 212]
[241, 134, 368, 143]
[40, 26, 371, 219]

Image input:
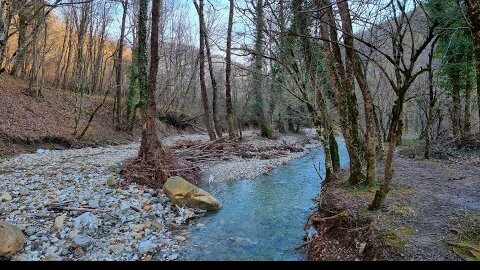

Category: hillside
[0, 75, 133, 157]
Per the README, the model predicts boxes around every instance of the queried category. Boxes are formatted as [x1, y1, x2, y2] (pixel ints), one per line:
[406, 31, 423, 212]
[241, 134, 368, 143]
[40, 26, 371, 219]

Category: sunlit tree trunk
[137, 0, 168, 186]
[114, 0, 128, 130]
[0, 1, 11, 67]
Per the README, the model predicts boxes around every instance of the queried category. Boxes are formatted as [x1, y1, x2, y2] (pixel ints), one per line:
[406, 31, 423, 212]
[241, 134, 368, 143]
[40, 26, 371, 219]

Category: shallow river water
[178, 139, 349, 261]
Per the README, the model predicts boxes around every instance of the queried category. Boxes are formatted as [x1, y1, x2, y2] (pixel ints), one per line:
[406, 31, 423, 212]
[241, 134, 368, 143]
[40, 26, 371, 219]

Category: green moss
[388, 204, 416, 217]
[340, 181, 381, 193]
[384, 230, 408, 253]
[456, 211, 480, 245]
[401, 137, 419, 146]
[391, 186, 412, 197]
[396, 226, 416, 237]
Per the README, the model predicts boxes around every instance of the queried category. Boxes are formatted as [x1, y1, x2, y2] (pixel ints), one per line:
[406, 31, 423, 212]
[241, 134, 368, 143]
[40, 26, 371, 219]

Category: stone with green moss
[163, 176, 222, 211]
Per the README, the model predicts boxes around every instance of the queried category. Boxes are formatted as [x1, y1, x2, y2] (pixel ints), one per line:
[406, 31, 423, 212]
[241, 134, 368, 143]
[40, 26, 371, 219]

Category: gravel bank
[0, 129, 319, 261]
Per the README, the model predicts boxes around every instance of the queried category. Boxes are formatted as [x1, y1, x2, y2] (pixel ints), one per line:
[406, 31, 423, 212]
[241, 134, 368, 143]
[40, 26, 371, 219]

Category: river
[178, 138, 349, 260]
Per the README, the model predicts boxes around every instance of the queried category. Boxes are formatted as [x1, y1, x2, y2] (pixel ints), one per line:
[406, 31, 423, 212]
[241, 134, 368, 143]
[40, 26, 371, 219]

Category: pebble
[110, 244, 124, 255]
[174, 236, 186, 242]
[137, 240, 156, 256]
[74, 212, 100, 234]
[167, 253, 178, 260]
[1, 192, 13, 201]
[72, 234, 92, 248]
[88, 199, 100, 208]
[73, 247, 85, 256]
[120, 201, 131, 212]
[54, 215, 66, 231]
[129, 224, 145, 232]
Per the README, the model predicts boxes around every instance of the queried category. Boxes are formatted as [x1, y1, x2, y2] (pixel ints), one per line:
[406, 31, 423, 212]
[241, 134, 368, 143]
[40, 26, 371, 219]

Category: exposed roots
[305, 170, 385, 261]
[120, 148, 201, 189]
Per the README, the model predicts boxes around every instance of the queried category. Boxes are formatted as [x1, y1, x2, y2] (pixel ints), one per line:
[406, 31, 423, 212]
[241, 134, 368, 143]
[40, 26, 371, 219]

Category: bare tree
[225, 0, 238, 140]
[194, 0, 222, 137]
[136, 0, 169, 184]
[114, 0, 129, 130]
[368, 1, 439, 210]
[195, 0, 216, 140]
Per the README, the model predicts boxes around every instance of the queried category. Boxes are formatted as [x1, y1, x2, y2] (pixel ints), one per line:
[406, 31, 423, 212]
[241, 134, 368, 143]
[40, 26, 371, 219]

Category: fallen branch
[130, 205, 142, 212]
[295, 238, 315, 250]
[310, 210, 349, 223]
[46, 205, 106, 213]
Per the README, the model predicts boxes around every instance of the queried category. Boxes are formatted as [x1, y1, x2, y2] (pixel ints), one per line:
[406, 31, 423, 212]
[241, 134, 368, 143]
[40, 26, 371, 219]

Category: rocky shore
[0, 129, 319, 261]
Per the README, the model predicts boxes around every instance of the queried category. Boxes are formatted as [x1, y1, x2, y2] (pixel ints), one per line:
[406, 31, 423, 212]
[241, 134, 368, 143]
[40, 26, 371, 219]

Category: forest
[0, 0, 479, 262]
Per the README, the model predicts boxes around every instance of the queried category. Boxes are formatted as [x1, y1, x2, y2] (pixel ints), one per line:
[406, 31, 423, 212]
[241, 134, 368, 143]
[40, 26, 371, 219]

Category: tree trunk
[114, 0, 128, 130]
[72, 2, 90, 135]
[253, 0, 273, 138]
[373, 105, 384, 158]
[54, 18, 69, 88]
[369, 99, 403, 210]
[0, 1, 11, 67]
[425, 40, 437, 159]
[475, 32, 480, 134]
[137, 0, 168, 186]
[328, 127, 340, 171]
[463, 75, 472, 138]
[194, 0, 221, 138]
[137, 0, 148, 134]
[61, 22, 74, 90]
[317, 0, 364, 184]
[337, 0, 376, 184]
[196, 0, 216, 141]
[225, 0, 238, 141]
[464, 0, 480, 134]
[11, 1, 29, 78]
[450, 71, 462, 139]
[293, 0, 335, 178]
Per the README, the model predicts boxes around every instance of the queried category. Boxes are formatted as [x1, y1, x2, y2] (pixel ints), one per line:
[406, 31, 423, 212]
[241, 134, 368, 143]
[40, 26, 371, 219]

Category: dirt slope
[0, 75, 132, 157]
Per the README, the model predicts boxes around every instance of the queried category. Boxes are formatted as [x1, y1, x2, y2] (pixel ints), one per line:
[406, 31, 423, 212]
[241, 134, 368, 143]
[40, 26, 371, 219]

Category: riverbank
[0, 129, 318, 261]
[306, 142, 480, 261]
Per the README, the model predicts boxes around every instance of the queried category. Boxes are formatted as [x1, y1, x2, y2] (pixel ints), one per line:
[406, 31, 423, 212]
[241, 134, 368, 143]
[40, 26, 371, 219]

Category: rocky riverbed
[0, 130, 319, 261]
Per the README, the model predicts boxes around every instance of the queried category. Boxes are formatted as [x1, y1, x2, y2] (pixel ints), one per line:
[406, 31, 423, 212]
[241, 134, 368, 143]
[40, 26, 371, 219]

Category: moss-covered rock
[163, 176, 222, 211]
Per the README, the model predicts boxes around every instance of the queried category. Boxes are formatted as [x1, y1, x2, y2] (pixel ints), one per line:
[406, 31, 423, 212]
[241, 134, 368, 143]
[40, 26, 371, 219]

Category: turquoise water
[178, 139, 349, 261]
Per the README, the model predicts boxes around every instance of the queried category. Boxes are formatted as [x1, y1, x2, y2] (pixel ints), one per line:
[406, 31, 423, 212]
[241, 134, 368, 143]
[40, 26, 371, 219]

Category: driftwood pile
[168, 138, 305, 164]
[121, 137, 306, 189]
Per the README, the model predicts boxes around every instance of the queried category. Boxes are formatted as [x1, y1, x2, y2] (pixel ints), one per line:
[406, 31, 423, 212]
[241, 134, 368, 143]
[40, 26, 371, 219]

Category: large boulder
[0, 221, 26, 257]
[163, 176, 222, 211]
